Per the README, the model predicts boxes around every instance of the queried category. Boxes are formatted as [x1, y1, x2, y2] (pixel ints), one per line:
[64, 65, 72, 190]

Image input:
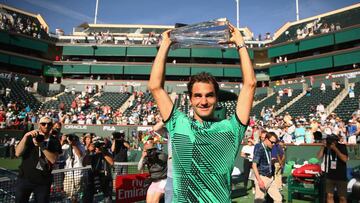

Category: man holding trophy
[148, 19, 256, 202]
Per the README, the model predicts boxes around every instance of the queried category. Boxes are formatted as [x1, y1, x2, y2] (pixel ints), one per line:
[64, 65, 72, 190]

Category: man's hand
[228, 23, 244, 45]
[258, 179, 266, 190]
[160, 30, 172, 47]
[142, 150, 147, 158]
[27, 130, 44, 147]
[24, 130, 40, 138]
[60, 135, 67, 145]
[88, 144, 95, 152]
[329, 142, 337, 151]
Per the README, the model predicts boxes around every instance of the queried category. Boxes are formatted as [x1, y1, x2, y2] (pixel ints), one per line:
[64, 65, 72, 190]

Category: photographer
[61, 134, 85, 202]
[138, 142, 167, 203]
[83, 137, 114, 203]
[111, 130, 130, 175]
[15, 116, 62, 203]
[50, 122, 62, 139]
[317, 134, 348, 203]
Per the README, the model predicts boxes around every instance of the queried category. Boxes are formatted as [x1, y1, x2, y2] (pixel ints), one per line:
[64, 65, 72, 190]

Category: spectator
[64, 87, 70, 94]
[5, 87, 11, 97]
[294, 123, 305, 144]
[320, 82, 326, 93]
[316, 103, 325, 115]
[241, 138, 255, 191]
[305, 125, 314, 143]
[252, 132, 282, 203]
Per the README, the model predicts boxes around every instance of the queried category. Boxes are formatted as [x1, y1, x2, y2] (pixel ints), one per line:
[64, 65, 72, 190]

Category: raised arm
[228, 24, 257, 125]
[148, 30, 174, 121]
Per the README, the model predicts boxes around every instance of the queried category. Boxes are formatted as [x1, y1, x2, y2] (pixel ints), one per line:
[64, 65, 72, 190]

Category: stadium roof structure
[0, 3, 49, 32]
[272, 2, 360, 43]
[73, 23, 174, 36]
[72, 22, 255, 40]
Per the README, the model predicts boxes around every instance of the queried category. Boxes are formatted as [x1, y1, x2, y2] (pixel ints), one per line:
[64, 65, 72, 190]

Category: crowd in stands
[0, 69, 359, 148]
[0, 8, 48, 39]
[52, 89, 159, 126]
[282, 18, 342, 43]
[1, 86, 359, 147]
[68, 31, 161, 46]
[249, 104, 360, 145]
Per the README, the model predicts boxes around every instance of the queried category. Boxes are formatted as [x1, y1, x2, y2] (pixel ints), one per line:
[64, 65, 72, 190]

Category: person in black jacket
[15, 116, 61, 203]
[83, 137, 114, 203]
[138, 142, 167, 203]
[111, 130, 130, 174]
[317, 134, 348, 203]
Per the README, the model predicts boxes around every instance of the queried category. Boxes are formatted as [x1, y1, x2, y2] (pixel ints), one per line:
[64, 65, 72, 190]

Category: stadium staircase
[250, 93, 274, 118]
[333, 81, 360, 121]
[281, 85, 343, 118]
[92, 92, 131, 112]
[275, 90, 306, 116]
[40, 92, 78, 112]
[252, 89, 302, 118]
[0, 78, 41, 111]
[123, 92, 155, 118]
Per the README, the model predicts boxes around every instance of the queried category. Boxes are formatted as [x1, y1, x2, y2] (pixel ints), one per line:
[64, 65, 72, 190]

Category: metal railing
[0, 162, 142, 203]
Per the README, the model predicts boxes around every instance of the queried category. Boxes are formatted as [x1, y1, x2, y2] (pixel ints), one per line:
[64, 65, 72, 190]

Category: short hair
[39, 116, 53, 124]
[266, 131, 278, 141]
[187, 72, 219, 98]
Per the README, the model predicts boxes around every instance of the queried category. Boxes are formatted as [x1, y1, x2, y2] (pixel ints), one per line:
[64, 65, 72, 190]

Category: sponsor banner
[61, 124, 137, 138]
[137, 126, 152, 132]
[115, 173, 149, 203]
[43, 65, 63, 77]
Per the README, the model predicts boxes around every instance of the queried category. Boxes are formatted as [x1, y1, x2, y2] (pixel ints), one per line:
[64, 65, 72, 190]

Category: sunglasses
[40, 123, 52, 127]
[269, 140, 277, 145]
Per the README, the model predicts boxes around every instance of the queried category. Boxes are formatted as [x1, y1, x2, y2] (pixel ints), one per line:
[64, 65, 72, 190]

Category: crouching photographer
[15, 116, 62, 203]
[317, 134, 348, 203]
[83, 137, 114, 203]
[111, 130, 130, 175]
[138, 142, 167, 203]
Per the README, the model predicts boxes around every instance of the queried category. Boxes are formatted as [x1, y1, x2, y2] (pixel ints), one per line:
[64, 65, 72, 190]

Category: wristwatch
[236, 43, 248, 50]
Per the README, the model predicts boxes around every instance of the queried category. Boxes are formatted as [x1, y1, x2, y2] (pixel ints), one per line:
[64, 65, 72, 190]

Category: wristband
[236, 43, 248, 50]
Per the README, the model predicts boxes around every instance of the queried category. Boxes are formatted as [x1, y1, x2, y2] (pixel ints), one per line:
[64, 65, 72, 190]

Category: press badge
[330, 161, 337, 169]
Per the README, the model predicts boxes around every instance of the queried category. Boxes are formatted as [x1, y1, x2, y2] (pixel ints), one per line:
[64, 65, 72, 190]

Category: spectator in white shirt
[61, 134, 85, 201]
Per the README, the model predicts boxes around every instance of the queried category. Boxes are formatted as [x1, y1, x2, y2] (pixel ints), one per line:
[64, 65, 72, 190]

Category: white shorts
[147, 179, 167, 194]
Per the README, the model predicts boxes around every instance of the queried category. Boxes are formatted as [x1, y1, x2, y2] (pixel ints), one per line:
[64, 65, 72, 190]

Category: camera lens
[35, 134, 45, 142]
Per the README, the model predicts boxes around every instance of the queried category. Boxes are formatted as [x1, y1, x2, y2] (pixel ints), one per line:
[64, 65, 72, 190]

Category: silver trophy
[170, 18, 230, 49]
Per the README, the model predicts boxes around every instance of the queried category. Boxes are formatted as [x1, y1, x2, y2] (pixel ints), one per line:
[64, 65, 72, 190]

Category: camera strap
[322, 148, 337, 172]
[261, 143, 272, 174]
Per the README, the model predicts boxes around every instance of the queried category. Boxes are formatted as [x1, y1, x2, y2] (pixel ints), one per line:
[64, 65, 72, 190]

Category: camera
[146, 147, 159, 162]
[326, 134, 339, 146]
[66, 134, 79, 142]
[93, 140, 105, 148]
[112, 131, 125, 140]
[35, 133, 45, 142]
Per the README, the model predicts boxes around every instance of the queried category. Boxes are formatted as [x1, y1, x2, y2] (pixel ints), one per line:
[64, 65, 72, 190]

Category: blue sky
[1, 0, 358, 36]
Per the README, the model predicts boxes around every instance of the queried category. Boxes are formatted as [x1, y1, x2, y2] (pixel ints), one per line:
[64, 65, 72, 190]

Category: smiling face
[190, 82, 217, 122]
